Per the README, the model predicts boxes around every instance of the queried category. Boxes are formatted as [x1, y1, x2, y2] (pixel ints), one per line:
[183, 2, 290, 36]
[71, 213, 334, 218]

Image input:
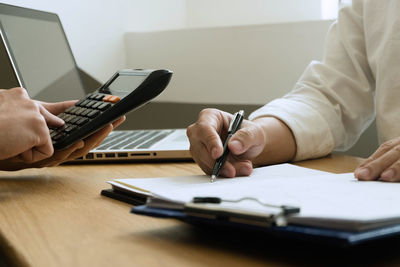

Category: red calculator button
[102, 95, 112, 101]
[102, 95, 120, 103]
[108, 96, 120, 103]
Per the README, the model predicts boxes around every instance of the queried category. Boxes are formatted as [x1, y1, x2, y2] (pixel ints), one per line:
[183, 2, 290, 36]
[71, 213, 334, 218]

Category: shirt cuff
[249, 98, 335, 161]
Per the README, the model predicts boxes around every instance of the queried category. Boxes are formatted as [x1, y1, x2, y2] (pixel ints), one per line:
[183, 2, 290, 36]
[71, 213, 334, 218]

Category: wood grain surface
[4, 155, 396, 267]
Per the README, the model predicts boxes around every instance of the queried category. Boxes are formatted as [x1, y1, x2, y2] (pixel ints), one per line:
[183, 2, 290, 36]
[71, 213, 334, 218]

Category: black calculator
[50, 69, 172, 150]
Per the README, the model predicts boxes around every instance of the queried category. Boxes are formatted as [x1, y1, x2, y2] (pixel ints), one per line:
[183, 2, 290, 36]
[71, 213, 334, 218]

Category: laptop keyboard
[95, 130, 174, 150]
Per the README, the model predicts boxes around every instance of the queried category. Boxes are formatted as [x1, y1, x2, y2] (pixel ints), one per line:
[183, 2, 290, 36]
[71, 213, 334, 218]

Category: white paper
[110, 163, 400, 230]
[111, 163, 327, 197]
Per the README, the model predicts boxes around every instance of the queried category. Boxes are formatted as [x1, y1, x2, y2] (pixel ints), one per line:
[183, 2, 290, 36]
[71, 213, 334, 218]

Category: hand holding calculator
[50, 69, 172, 150]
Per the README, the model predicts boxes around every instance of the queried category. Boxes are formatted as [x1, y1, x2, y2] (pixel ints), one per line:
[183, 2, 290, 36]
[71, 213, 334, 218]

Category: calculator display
[100, 74, 147, 97]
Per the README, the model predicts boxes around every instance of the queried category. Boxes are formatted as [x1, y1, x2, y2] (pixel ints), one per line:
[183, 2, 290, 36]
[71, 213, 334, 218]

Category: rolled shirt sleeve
[250, 0, 375, 161]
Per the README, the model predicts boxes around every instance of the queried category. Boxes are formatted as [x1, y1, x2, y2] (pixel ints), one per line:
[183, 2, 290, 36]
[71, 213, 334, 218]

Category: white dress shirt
[249, 0, 400, 161]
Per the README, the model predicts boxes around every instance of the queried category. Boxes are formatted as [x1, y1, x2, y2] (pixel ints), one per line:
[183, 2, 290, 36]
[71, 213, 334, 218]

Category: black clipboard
[131, 205, 400, 247]
[101, 188, 146, 206]
[101, 188, 400, 246]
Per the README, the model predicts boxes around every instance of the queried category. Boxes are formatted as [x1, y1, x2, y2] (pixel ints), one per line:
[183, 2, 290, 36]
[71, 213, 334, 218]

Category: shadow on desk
[128, 223, 398, 266]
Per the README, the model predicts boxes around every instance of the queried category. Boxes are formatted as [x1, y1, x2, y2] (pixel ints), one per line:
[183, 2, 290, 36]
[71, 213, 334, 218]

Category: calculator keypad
[50, 93, 118, 145]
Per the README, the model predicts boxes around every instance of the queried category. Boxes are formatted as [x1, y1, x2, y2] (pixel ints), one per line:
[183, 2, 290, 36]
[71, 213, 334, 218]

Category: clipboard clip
[192, 197, 300, 216]
[186, 196, 300, 227]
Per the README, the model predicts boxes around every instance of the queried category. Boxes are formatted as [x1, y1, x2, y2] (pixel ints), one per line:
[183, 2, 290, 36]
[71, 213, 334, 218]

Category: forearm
[252, 116, 296, 166]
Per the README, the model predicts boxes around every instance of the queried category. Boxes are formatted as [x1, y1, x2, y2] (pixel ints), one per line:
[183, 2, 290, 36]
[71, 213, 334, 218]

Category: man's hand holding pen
[186, 108, 268, 179]
[210, 110, 244, 182]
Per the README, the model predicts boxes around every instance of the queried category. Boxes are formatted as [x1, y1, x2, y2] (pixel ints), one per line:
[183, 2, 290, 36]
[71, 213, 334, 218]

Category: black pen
[211, 110, 244, 182]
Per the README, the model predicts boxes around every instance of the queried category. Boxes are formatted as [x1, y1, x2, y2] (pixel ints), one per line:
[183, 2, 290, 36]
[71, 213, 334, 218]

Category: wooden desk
[2, 154, 394, 267]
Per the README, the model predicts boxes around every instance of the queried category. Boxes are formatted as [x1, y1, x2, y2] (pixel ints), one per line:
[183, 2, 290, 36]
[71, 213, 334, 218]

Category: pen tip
[211, 175, 216, 182]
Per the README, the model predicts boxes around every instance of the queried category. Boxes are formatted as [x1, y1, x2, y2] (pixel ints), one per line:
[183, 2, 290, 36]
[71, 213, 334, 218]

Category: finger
[18, 113, 55, 163]
[380, 159, 400, 182]
[92, 124, 115, 148]
[198, 109, 232, 155]
[187, 123, 222, 159]
[0, 141, 84, 170]
[19, 138, 54, 163]
[39, 100, 77, 115]
[32, 141, 85, 167]
[218, 160, 237, 178]
[230, 158, 253, 177]
[187, 112, 226, 159]
[357, 138, 400, 169]
[219, 154, 253, 178]
[68, 125, 113, 160]
[355, 138, 400, 180]
[0, 156, 30, 171]
[111, 116, 126, 129]
[81, 124, 113, 150]
[190, 141, 216, 175]
[91, 117, 125, 147]
[355, 144, 400, 181]
[39, 104, 65, 127]
[192, 143, 253, 177]
[48, 141, 85, 166]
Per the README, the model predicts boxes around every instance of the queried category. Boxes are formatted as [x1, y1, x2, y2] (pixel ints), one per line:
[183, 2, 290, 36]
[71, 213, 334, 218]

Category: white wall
[126, 0, 186, 32]
[1, 0, 334, 84]
[125, 20, 333, 105]
[127, 0, 330, 32]
[184, 0, 322, 28]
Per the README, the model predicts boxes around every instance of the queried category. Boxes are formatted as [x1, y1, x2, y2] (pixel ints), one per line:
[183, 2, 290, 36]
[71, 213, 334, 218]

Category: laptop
[0, 3, 191, 162]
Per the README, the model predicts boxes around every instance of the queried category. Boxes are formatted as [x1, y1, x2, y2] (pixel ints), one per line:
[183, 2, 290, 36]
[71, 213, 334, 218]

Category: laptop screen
[0, 4, 86, 102]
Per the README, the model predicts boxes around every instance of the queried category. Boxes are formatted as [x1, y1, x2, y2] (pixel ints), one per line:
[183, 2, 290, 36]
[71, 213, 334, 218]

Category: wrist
[251, 116, 297, 166]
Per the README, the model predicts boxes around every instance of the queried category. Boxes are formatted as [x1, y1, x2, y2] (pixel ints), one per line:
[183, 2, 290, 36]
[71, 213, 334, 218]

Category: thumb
[228, 122, 266, 159]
